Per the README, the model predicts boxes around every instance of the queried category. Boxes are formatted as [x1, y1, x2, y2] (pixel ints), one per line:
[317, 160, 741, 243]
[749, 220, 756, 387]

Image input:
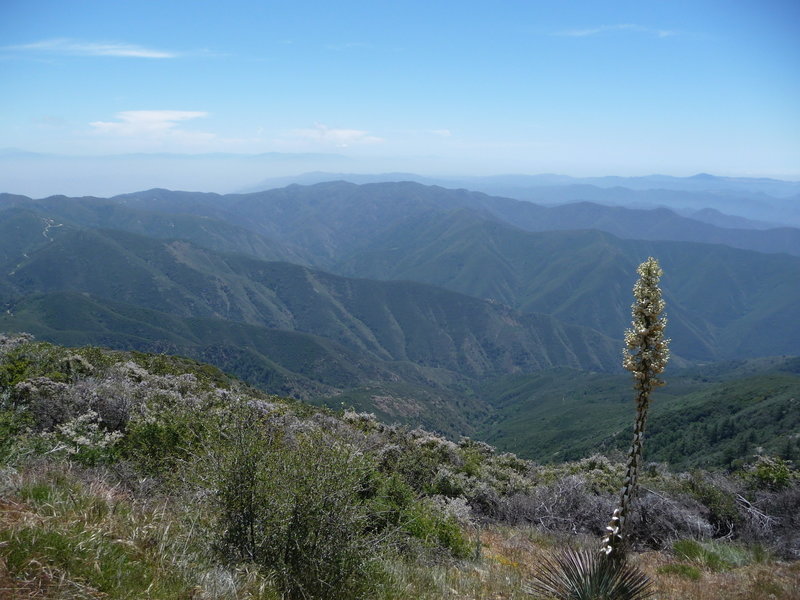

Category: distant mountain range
[1, 179, 799, 448]
[243, 170, 800, 198]
[0, 149, 354, 198]
[241, 171, 800, 226]
[3, 181, 800, 361]
[6, 180, 799, 259]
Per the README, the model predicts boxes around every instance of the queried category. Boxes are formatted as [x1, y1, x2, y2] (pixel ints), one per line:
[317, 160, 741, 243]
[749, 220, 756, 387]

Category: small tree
[600, 256, 670, 559]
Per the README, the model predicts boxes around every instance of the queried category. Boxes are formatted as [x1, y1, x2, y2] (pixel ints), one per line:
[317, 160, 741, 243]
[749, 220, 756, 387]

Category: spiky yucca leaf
[527, 547, 655, 600]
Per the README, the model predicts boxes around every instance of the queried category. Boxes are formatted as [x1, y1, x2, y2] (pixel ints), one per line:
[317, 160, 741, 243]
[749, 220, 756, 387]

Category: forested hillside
[479, 357, 800, 468]
[1, 181, 798, 456]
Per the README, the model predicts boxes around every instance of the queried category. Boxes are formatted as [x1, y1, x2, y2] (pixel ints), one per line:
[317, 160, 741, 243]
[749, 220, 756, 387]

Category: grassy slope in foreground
[1, 336, 798, 599]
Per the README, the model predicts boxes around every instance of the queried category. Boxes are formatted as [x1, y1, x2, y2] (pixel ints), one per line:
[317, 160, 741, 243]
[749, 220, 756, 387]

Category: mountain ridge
[7, 180, 796, 258]
[2, 180, 799, 442]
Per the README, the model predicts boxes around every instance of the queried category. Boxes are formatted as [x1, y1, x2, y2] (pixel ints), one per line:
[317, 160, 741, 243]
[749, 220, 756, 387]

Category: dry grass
[396, 526, 800, 600]
[381, 528, 548, 599]
[637, 552, 800, 600]
[2, 463, 798, 600]
[0, 462, 198, 599]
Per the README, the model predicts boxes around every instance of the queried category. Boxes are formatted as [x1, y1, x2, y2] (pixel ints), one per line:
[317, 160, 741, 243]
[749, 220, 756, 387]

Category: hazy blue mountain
[335, 207, 800, 361]
[0, 224, 620, 373]
[426, 172, 800, 198]
[579, 173, 800, 197]
[243, 171, 800, 198]
[687, 208, 777, 230]
[102, 182, 800, 258]
[0, 198, 307, 265]
[239, 173, 800, 225]
[479, 199, 800, 256]
[238, 171, 445, 192]
[2, 179, 799, 450]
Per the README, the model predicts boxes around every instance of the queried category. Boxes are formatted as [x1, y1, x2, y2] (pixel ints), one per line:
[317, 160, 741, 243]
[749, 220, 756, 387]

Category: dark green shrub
[209, 413, 389, 600]
[129, 351, 230, 388]
[120, 392, 211, 476]
[0, 353, 32, 388]
[366, 470, 473, 559]
[0, 341, 81, 387]
[122, 418, 194, 475]
[0, 408, 32, 461]
[401, 499, 472, 559]
[742, 455, 795, 491]
[680, 472, 741, 534]
[367, 472, 416, 531]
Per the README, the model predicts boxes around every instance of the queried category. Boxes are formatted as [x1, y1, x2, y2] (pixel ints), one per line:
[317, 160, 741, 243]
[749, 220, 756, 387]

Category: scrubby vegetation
[1, 333, 798, 598]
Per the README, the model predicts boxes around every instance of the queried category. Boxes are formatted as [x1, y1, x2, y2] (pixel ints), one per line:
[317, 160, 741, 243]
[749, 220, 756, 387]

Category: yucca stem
[600, 257, 669, 560]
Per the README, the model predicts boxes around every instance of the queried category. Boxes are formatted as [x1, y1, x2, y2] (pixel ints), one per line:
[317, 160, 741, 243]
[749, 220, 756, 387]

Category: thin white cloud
[555, 24, 677, 38]
[289, 123, 383, 147]
[5, 38, 176, 58]
[89, 111, 212, 142]
[431, 129, 452, 137]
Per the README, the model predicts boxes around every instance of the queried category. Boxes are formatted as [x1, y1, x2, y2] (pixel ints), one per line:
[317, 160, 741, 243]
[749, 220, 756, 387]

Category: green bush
[367, 472, 417, 531]
[121, 406, 205, 476]
[392, 439, 456, 495]
[680, 472, 740, 533]
[742, 455, 795, 491]
[0, 353, 32, 388]
[208, 412, 390, 600]
[0, 341, 85, 387]
[366, 471, 473, 559]
[401, 500, 473, 559]
[129, 350, 230, 388]
[0, 409, 32, 462]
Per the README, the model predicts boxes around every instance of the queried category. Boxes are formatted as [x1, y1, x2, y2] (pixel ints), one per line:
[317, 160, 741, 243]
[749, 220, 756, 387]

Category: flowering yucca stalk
[601, 257, 670, 559]
[528, 259, 665, 599]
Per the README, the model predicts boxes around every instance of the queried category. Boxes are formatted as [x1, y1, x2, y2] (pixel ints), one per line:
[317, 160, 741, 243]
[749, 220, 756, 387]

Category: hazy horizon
[4, 150, 800, 200]
[2, 0, 799, 196]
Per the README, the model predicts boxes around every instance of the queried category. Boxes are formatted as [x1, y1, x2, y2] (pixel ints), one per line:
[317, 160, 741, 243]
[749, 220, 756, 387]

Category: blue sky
[1, 0, 799, 192]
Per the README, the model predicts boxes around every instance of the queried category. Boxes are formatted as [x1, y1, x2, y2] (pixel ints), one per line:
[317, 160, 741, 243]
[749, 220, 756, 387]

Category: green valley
[1, 181, 799, 465]
[478, 357, 800, 469]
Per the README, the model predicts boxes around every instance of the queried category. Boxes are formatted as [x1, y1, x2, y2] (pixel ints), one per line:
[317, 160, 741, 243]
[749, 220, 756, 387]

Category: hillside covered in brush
[1, 335, 798, 599]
